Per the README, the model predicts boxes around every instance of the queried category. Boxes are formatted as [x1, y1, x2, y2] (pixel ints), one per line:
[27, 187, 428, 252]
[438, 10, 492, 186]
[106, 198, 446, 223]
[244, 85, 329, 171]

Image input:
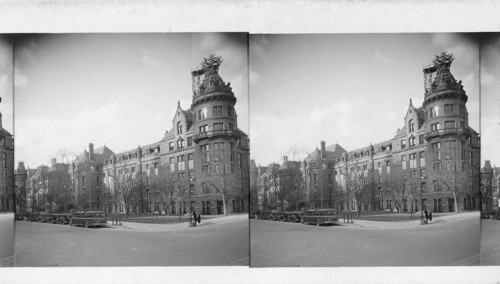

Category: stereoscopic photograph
[249, 33, 482, 267]
[12, 33, 250, 266]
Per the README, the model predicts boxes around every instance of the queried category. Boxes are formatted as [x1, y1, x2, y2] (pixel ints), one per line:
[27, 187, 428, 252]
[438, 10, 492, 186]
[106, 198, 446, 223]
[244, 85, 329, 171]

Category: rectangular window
[409, 137, 415, 147]
[433, 180, 440, 191]
[409, 153, 417, 169]
[227, 107, 232, 117]
[170, 157, 175, 172]
[459, 105, 465, 115]
[169, 142, 174, 151]
[419, 135, 424, 145]
[444, 121, 455, 129]
[198, 109, 206, 120]
[431, 123, 439, 131]
[401, 139, 406, 149]
[444, 104, 454, 115]
[213, 106, 223, 117]
[213, 123, 224, 131]
[188, 154, 194, 169]
[386, 161, 391, 174]
[200, 144, 209, 162]
[187, 137, 193, 147]
[230, 143, 235, 162]
[430, 107, 438, 118]
[420, 168, 426, 177]
[420, 151, 426, 167]
[402, 155, 407, 170]
[228, 123, 234, 130]
[177, 139, 184, 149]
[200, 125, 208, 133]
[177, 155, 185, 171]
[154, 163, 158, 175]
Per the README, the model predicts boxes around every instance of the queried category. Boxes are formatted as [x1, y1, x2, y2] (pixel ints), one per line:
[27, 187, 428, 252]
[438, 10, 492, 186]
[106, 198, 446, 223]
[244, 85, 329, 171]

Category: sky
[480, 34, 500, 167]
[250, 33, 481, 166]
[0, 35, 14, 135]
[14, 33, 248, 168]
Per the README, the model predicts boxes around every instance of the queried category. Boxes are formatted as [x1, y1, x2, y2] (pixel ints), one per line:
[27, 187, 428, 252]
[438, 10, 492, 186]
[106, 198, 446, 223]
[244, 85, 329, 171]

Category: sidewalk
[0, 212, 13, 222]
[341, 211, 479, 229]
[104, 214, 248, 232]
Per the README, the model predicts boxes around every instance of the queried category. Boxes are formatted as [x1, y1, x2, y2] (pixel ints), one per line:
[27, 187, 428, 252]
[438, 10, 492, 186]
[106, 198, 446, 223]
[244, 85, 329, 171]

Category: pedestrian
[424, 209, 428, 221]
[197, 213, 201, 224]
[429, 211, 433, 223]
[192, 212, 197, 226]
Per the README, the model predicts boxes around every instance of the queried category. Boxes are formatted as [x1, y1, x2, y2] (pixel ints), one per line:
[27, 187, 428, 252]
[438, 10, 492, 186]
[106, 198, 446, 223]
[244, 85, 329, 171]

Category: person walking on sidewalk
[192, 212, 197, 227]
[428, 211, 433, 223]
[424, 209, 429, 222]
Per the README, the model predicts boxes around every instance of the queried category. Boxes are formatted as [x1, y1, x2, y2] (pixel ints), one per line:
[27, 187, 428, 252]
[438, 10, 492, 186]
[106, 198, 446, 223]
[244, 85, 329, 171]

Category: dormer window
[177, 122, 183, 135]
[408, 119, 414, 132]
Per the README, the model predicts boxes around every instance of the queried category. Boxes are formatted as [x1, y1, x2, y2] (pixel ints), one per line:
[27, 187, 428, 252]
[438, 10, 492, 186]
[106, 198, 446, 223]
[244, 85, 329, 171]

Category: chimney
[89, 143, 94, 161]
[321, 141, 326, 159]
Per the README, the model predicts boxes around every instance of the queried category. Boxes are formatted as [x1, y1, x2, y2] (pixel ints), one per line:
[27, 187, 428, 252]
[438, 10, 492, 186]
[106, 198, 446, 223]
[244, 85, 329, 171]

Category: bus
[69, 211, 108, 228]
[301, 209, 340, 226]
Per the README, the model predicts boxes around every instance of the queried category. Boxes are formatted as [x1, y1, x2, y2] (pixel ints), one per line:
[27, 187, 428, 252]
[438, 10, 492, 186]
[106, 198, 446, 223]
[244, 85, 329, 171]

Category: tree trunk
[453, 192, 459, 213]
[222, 195, 227, 216]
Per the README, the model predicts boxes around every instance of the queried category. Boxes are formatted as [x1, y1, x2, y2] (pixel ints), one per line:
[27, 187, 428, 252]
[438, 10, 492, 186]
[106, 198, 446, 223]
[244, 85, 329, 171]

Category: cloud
[481, 66, 497, 87]
[251, 99, 399, 165]
[374, 51, 392, 65]
[0, 74, 7, 97]
[14, 67, 28, 88]
[141, 54, 158, 66]
[431, 34, 478, 68]
[250, 69, 260, 85]
[250, 35, 268, 61]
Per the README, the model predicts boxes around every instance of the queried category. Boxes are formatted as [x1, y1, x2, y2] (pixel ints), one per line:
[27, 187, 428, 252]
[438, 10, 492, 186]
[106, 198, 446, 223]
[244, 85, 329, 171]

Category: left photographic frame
[11, 33, 249, 267]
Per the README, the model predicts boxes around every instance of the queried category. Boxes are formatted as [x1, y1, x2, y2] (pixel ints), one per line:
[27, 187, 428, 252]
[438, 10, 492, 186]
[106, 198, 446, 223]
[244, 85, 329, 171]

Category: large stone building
[257, 53, 480, 214]
[481, 160, 500, 212]
[0, 109, 14, 212]
[21, 55, 250, 216]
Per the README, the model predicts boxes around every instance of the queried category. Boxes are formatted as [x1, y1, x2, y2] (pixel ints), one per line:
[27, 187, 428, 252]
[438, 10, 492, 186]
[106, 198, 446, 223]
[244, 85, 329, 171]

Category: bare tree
[384, 165, 411, 213]
[150, 164, 177, 216]
[175, 172, 191, 220]
[437, 147, 473, 213]
[338, 162, 375, 216]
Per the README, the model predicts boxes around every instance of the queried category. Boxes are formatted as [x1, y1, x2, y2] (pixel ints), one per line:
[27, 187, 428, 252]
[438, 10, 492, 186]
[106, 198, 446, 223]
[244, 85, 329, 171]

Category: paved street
[15, 216, 248, 266]
[480, 219, 500, 265]
[0, 213, 14, 267]
[251, 212, 480, 267]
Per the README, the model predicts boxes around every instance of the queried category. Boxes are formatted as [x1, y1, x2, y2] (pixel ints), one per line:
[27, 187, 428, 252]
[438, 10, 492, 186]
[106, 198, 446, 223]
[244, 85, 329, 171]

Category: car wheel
[84, 221, 89, 228]
[316, 219, 320, 226]
[69, 220, 73, 226]
[301, 218, 304, 224]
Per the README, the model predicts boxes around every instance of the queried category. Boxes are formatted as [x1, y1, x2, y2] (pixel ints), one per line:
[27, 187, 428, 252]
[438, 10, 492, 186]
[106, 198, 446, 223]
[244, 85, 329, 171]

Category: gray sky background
[480, 34, 500, 166]
[0, 36, 14, 135]
[250, 33, 481, 166]
[14, 33, 248, 168]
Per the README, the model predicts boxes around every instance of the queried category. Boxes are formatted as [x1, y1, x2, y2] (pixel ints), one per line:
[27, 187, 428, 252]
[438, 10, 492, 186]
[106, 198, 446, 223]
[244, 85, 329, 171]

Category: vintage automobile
[14, 213, 25, 221]
[301, 209, 340, 226]
[69, 211, 108, 228]
[56, 213, 72, 225]
[287, 212, 302, 223]
[26, 212, 38, 222]
[37, 213, 50, 223]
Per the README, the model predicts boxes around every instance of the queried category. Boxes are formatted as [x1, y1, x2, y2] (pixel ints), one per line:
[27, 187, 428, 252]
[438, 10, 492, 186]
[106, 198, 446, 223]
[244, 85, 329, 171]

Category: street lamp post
[420, 175, 426, 225]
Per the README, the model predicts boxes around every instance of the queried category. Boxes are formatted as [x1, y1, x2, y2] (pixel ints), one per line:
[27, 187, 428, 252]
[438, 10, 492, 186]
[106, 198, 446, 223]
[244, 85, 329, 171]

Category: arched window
[177, 122, 183, 134]
[408, 119, 415, 132]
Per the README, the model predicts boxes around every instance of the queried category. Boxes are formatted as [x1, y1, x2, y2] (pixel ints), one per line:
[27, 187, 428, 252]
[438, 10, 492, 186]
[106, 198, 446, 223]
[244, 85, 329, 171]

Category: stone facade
[257, 53, 480, 214]
[0, 111, 14, 212]
[481, 160, 500, 212]
[21, 55, 249, 216]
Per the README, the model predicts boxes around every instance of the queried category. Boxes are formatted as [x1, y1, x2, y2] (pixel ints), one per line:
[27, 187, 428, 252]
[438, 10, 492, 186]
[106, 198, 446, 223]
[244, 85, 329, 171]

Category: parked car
[69, 211, 108, 228]
[26, 213, 38, 222]
[287, 212, 302, 223]
[56, 213, 72, 225]
[301, 209, 340, 226]
[14, 213, 24, 221]
[37, 213, 50, 223]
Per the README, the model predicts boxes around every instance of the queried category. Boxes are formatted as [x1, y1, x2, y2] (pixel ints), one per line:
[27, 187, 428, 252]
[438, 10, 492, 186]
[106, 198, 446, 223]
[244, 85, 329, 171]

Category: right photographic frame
[249, 33, 495, 267]
[479, 33, 500, 266]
